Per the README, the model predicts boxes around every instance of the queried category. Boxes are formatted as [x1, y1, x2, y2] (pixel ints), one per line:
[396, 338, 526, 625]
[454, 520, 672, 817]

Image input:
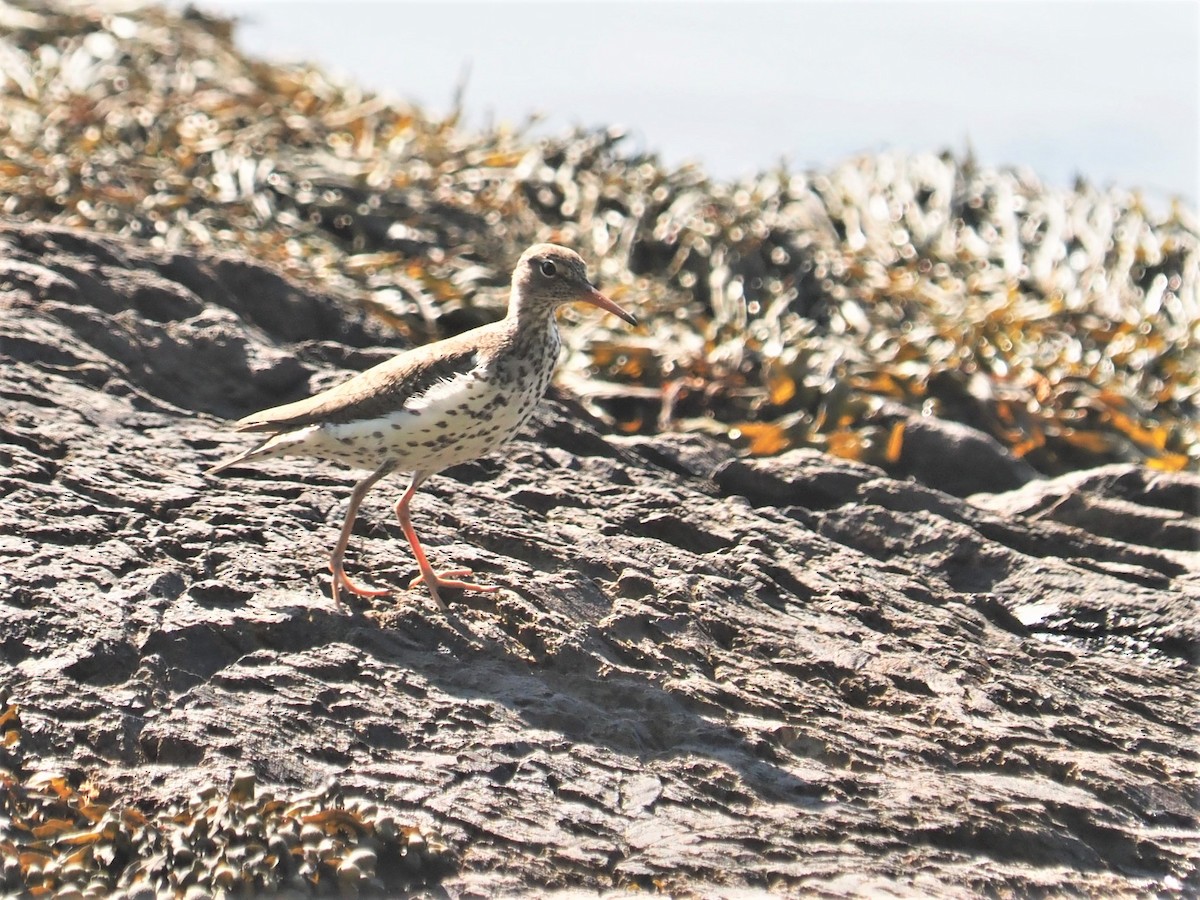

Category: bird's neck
[510, 305, 559, 354]
[506, 292, 558, 335]
[496, 305, 562, 386]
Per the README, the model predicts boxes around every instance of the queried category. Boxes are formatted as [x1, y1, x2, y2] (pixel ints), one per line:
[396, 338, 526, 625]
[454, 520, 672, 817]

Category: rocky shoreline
[2, 223, 1196, 895]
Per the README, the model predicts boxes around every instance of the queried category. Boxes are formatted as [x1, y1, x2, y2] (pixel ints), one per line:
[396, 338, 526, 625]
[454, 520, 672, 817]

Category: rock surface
[1, 223, 1197, 896]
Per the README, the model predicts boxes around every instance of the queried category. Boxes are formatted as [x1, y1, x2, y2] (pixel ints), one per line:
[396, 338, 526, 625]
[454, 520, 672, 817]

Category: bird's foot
[410, 569, 498, 608]
[329, 562, 392, 606]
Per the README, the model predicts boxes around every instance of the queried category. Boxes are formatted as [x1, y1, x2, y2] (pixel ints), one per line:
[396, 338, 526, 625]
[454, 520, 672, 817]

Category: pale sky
[177, 1, 1199, 205]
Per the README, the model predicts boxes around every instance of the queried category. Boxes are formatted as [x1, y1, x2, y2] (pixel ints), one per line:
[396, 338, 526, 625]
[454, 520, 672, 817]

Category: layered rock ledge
[1, 224, 1197, 896]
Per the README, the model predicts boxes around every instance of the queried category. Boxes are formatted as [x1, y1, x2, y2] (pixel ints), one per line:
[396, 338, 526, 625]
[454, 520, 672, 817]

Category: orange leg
[327, 460, 397, 606]
[395, 471, 498, 608]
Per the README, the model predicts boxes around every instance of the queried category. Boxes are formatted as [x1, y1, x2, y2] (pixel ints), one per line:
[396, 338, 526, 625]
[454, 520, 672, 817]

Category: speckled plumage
[209, 244, 636, 607]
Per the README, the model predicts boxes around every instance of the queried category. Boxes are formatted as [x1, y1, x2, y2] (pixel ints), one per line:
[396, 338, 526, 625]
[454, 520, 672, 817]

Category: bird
[208, 243, 637, 608]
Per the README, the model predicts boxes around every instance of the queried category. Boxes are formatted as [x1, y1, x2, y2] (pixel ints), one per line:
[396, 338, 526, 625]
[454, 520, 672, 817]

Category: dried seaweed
[0, 1, 1195, 473]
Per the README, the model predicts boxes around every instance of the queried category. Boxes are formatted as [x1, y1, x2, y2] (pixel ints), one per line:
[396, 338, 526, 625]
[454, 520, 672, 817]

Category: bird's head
[509, 243, 637, 326]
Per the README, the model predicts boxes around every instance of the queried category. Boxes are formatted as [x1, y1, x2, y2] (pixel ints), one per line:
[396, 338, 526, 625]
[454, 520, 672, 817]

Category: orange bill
[579, 285, 637, 326]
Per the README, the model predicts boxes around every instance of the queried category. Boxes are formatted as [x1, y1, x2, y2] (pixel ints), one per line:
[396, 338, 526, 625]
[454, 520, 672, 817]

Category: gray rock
[875, 400, 1041, 497]
[1, 223, 1197, 895]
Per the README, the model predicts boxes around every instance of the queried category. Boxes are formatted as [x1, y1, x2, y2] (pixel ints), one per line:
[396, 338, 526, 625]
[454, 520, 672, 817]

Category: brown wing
[232, 324, 507, 433]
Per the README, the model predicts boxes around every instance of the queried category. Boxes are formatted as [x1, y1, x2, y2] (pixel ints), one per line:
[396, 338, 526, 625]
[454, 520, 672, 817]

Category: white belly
[247, 344, 557, 475]
[272, 381, 530, 473]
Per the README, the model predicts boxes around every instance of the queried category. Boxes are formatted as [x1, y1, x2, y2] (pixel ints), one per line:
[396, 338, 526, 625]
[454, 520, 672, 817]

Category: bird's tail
[205, 426, 318, 477]
[206, 443, 266, 477]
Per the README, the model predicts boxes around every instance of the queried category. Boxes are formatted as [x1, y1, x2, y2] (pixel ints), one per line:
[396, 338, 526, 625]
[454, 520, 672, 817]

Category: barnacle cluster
[0, 703, 452, 897]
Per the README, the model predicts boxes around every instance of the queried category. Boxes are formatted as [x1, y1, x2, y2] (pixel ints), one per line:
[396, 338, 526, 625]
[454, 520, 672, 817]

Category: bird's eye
[538, 260, 557, 278]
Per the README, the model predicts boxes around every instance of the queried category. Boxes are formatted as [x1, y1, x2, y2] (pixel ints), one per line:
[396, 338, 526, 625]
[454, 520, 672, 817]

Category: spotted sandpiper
[208, 244, 637, 608]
